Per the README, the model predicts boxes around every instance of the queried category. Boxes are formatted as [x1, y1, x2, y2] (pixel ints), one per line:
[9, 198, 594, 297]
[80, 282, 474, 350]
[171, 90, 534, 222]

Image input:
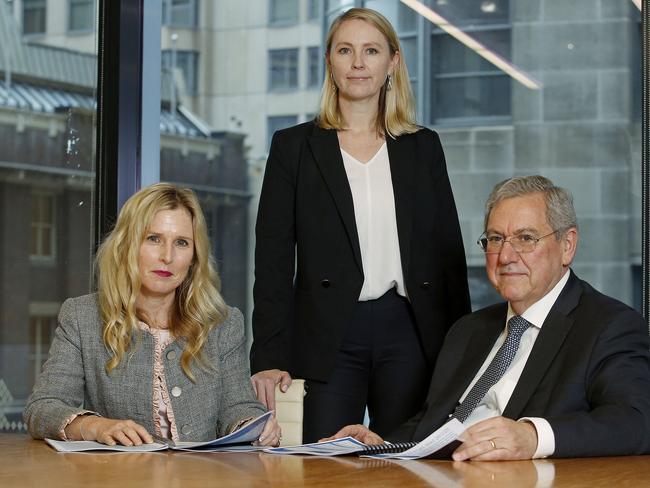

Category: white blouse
[341, 142, 406, 301]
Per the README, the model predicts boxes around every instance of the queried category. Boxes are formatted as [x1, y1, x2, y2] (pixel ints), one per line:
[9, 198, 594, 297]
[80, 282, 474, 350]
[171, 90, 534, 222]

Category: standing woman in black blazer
[251, 7, 470, 443]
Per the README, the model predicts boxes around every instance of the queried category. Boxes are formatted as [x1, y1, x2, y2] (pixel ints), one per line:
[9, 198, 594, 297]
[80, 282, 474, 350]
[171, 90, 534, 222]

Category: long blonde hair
[317, 7, 418, 137]
[95, 182, 227, 381]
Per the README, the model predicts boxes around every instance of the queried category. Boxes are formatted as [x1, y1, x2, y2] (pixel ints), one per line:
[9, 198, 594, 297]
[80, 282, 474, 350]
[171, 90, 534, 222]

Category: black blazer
[250, 121, 471, 382]
[389, 272, 650, 457]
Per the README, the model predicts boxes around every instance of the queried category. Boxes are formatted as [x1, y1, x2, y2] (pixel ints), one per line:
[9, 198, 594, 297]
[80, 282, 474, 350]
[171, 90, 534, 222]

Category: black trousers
[302, 288, 430, 443]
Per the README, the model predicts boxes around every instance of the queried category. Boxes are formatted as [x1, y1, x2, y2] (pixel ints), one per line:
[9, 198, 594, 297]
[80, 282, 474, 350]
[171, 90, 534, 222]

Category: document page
[171, 410, 274, 451]
[45, 438, 168, 453]
[264, 436, 368, 456]
[362, 418, 465, 459]
[45, 411, 274, 453]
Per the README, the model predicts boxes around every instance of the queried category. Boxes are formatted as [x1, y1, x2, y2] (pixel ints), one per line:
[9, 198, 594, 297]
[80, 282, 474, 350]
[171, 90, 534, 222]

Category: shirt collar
[506, 269, 571, 329]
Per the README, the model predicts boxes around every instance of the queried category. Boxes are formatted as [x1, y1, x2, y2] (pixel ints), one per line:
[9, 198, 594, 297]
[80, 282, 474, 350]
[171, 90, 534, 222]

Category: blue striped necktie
[452, 315, 531, 423]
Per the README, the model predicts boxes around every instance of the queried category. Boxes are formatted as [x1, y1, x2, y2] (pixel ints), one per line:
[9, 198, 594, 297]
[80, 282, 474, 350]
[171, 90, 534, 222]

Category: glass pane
[308, 46, 321, 88]
[41, 227, 52, 256]
[270, 0, 299, 24]
[433, 75, 510, 119]
[308, 0, 322, 20]
[433, 29, 510, 74]
[400, 36, 417, 77]
[154, 2, 326, 343]
[430, 0, 509, 26]
[326, 0, 354, 25]
[0, 0, 97, 432]
[149, 0, 639, 366]
[269, 49, 299, 90]
[364, 0, 417, 33]
[69, 0, 94, 31]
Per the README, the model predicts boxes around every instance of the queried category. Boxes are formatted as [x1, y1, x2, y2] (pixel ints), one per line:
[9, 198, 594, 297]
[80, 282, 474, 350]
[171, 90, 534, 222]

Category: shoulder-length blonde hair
[317, 7, 419, 138]
[95, 182, 227, 381]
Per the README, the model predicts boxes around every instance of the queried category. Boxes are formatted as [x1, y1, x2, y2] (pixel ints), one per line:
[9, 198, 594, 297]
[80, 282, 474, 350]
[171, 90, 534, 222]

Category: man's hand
[452, 416, 537, 461]
[319, 425, 384, 445]
[69, 416, 153, 446]
[251, 369, 292, 411]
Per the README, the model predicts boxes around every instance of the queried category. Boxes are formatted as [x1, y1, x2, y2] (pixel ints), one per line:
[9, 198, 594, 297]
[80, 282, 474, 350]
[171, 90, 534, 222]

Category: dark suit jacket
[250, 121, 471, 381]
[389, 272, 650, 457]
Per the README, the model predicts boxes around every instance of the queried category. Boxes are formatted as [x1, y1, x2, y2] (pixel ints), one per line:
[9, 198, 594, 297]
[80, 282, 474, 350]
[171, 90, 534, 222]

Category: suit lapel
[450, 308, 507, 401]
[307, 127, 363, 272]
[386, 136, 415, 277]
[503, 273, 581, 418]
[413, 306, 506, 440]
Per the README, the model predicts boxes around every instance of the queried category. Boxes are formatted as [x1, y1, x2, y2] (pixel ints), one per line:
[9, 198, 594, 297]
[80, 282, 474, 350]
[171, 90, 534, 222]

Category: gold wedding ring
[489, 439, 497, 450]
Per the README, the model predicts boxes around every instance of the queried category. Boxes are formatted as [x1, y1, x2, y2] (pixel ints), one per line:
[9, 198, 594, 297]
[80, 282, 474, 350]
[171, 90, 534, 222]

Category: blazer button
[166, 350, 177, 360]
[171, 386, 182, 397]
[181, 425, 192, 435]
[321, 279, 331, 288]
[420, 282, 431, 290]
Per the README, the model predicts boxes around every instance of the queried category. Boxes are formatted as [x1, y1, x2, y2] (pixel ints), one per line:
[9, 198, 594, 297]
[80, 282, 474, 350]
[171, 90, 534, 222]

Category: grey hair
[484, 175, 578, 239]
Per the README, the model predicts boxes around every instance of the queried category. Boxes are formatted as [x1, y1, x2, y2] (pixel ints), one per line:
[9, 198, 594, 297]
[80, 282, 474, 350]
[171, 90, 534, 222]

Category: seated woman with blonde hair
[24, 183, 280, 446]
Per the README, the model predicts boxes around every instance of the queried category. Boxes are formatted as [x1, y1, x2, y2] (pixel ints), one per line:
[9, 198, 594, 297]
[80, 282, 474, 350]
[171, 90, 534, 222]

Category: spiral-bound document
[361, 418, 465, 459]
[264, 418, 465, 459]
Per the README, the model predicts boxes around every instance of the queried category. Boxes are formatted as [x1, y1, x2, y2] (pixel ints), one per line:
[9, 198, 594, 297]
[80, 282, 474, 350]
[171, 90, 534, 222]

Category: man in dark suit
[327, 175, 650, 459]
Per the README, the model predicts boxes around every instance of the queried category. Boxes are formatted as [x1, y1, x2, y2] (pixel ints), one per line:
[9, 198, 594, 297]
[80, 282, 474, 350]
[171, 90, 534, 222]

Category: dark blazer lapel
[307, 127, 363, 272]
[412, 305, 506, 440]
[386, 136, 415, 275]
[503, 272, 581, 419]
[452, 308, 507, 399]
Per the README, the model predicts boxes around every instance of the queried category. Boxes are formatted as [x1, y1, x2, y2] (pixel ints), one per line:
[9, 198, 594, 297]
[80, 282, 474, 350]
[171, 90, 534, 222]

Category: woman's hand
[251, 369, 292, 411]
[254, 414, 282, 447]
[68, 415, 153, 446]
[320, 424, 384, 445]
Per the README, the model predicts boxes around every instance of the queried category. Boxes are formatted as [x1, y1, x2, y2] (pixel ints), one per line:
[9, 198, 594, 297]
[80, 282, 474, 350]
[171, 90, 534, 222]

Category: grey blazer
[24, 294, 266, 441]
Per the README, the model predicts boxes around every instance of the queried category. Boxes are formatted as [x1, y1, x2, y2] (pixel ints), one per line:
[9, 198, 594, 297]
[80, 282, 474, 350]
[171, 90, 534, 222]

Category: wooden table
[1, 434, 649, 487]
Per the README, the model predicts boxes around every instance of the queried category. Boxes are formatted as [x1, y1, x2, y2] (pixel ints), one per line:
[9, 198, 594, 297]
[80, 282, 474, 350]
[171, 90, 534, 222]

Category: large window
[69, 0, 94, 31]
[430, 0, 511, 123]
[269, 0, 299, 25]
[162, 0, 198, 28]
[1, 0, 99, 432]
[162, 49, 199, 96]
[269, 48, 299, 90]
[22, 0, 46, 35]
[30, 193, 56, 261]
[307, 46, 321, 88]
[28, 314, 57, 385]
[1, 0, 644, 436]
[308, 0, 322, 21]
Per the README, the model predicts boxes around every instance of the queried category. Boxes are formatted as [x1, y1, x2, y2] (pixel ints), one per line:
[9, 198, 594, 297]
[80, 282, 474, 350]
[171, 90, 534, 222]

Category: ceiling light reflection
[481, 1, 496, 13]
[399, 0, 542, 90]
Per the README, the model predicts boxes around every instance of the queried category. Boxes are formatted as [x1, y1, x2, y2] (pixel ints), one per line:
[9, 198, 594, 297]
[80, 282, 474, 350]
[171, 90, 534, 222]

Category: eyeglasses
[477, 230, 559, 254]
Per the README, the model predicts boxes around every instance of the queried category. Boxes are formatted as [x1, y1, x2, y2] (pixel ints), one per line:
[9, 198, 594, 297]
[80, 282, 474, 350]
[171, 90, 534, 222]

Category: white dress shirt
[341, 143, 406, 301]
[458, 270, 571, 458]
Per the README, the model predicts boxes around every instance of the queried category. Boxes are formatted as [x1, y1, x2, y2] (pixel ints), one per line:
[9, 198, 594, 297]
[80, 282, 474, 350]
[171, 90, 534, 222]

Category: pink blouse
[140, 323, 179, 441]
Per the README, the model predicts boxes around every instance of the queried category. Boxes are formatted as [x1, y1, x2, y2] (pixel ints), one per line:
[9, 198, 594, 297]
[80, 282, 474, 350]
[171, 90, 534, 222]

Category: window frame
[22, 0, 47, 36]
[162, 0, 198, 28]
[429, 22, 512, 126]
[269, 0, 299, 26]
[268, 48, 299, 91]
[161, 49, 199, 96]
[68, 0, 95, 33]
[29, 192, 57, 262]
[307, 46, 321, 89]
